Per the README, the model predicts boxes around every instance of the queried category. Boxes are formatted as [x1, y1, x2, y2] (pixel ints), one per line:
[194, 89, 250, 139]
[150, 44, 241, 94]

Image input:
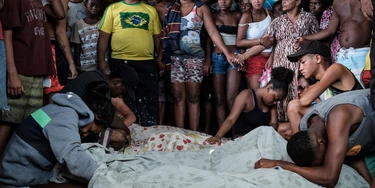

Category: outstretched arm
[201, 5, 236, 64]
[302, 8, 339, 41]
[205, 90, 251, 144]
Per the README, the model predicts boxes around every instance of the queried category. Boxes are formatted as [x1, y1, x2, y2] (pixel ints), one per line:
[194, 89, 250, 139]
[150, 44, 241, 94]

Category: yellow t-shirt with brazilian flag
[99, 1, 161, 60]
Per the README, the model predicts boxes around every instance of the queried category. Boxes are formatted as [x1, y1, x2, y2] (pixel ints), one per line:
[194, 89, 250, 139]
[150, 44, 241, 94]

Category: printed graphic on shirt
[120, 12, 150, 31]
[346, 145, 362, 156]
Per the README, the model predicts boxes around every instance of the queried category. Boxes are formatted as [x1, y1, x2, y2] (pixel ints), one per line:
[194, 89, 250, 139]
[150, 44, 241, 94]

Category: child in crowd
[297, 73, 318, 101]
[206, 67, 294, 144]
[308, 0, 324, 22]
[271, 0, 283, 18]
[239, 0, 251, 13]
[237, 0, 274, 89]
[210, 0, 242, 131]
[67, 0, 88, 39]
[0, 81, 114, 186]
[71, 0, 101, 72]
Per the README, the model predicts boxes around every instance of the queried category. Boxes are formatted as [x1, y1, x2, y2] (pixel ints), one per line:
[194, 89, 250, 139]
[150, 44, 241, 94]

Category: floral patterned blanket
[123, 124, 230, 154]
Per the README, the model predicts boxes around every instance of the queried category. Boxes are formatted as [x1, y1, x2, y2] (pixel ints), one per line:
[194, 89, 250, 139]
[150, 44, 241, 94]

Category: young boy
[0, 81, 114, 186]
[71, 0, 101, 72]
[281, 41, 363, 137]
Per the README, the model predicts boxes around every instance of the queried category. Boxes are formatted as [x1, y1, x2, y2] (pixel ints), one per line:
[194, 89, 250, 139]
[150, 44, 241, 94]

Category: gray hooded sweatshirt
[0, 93, 99, 186]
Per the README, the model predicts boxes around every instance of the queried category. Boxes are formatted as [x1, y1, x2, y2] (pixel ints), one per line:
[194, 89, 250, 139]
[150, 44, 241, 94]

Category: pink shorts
[245, 55, 268, 78]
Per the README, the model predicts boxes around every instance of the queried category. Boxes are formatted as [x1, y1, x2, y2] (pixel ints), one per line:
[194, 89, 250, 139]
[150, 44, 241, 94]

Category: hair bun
[271, 67, 294, 85]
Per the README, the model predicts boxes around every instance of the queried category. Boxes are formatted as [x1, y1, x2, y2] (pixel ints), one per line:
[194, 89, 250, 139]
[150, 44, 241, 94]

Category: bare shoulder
[329, 104, 364, 126]
[327, 63, 346, 73]
[239, 11, 252, 23]
[236, 89, 252, 100]
[198, 4, 211, 17]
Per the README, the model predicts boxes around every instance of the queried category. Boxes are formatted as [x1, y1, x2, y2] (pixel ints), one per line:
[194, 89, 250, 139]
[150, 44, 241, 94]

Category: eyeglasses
[309, 2, 321, 6]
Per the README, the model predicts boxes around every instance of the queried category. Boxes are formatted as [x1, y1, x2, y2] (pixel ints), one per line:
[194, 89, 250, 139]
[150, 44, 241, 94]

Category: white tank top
[240, 9, 272, 53]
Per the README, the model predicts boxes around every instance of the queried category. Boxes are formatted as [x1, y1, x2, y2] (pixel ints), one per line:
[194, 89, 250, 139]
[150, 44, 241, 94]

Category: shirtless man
[295, 0, 371, 84]
[256, 89, 375, 187]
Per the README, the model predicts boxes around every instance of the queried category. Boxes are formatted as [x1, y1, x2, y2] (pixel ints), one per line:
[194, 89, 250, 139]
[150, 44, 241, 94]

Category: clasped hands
[229, 36, 274, 67]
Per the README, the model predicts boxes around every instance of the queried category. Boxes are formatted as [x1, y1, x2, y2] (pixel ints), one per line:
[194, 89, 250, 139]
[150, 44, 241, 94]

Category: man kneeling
[0, 81, 114, 186]
[256, 89, 375, 187]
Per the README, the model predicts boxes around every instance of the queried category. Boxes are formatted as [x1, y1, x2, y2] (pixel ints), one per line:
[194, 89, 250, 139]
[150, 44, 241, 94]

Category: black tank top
[235, 89, 271, 136]
[328, 72, 364, 95]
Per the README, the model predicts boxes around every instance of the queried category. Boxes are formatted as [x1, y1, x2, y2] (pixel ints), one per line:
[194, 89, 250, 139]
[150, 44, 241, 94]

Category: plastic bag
[258, 68, 272, 88]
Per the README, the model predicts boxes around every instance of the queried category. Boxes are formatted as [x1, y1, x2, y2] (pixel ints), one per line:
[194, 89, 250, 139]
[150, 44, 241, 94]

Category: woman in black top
[206, 67, 294, 144]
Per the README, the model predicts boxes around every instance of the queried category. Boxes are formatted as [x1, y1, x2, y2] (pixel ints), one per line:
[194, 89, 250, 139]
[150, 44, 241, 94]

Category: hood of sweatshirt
[50, 92, 94, 128]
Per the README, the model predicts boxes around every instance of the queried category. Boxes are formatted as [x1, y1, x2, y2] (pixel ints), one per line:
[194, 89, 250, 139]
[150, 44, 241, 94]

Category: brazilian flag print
[120, 12, 150, 30]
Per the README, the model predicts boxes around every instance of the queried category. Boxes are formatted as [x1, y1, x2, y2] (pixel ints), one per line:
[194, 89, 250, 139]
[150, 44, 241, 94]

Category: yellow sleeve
[98, 5, 114, 34]
[365, 40, 372, 70]
[151, 8, 161, 35]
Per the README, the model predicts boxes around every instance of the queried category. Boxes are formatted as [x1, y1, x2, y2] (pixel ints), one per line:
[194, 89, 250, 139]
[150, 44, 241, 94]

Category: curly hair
[83, 81, 115, 128]
[268, 66, 294, 93]
[287, 131, 315, 167]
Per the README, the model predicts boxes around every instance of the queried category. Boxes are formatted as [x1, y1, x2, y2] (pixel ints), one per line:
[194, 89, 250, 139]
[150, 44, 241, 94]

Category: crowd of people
[0, 0, 375, 187]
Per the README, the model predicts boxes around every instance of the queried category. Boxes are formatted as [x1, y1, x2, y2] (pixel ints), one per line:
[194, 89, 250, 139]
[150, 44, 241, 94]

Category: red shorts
[245, 55, 267, 78]
[362, 70, 371, 88]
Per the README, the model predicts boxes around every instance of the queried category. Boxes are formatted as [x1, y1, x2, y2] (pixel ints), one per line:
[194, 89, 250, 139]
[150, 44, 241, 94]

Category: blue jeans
[0, 40, 9, 111]
[211, 51, 239, 74]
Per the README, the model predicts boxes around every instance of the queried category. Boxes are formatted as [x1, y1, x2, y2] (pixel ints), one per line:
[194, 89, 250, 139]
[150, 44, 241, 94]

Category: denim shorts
[0, 40, 9, 111]
[211, 51, 239, 74]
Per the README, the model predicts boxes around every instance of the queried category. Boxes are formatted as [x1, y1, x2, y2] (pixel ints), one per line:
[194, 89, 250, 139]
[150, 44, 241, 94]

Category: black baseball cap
[112, 64, 138, 100]
[287, 40, 330, 62]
